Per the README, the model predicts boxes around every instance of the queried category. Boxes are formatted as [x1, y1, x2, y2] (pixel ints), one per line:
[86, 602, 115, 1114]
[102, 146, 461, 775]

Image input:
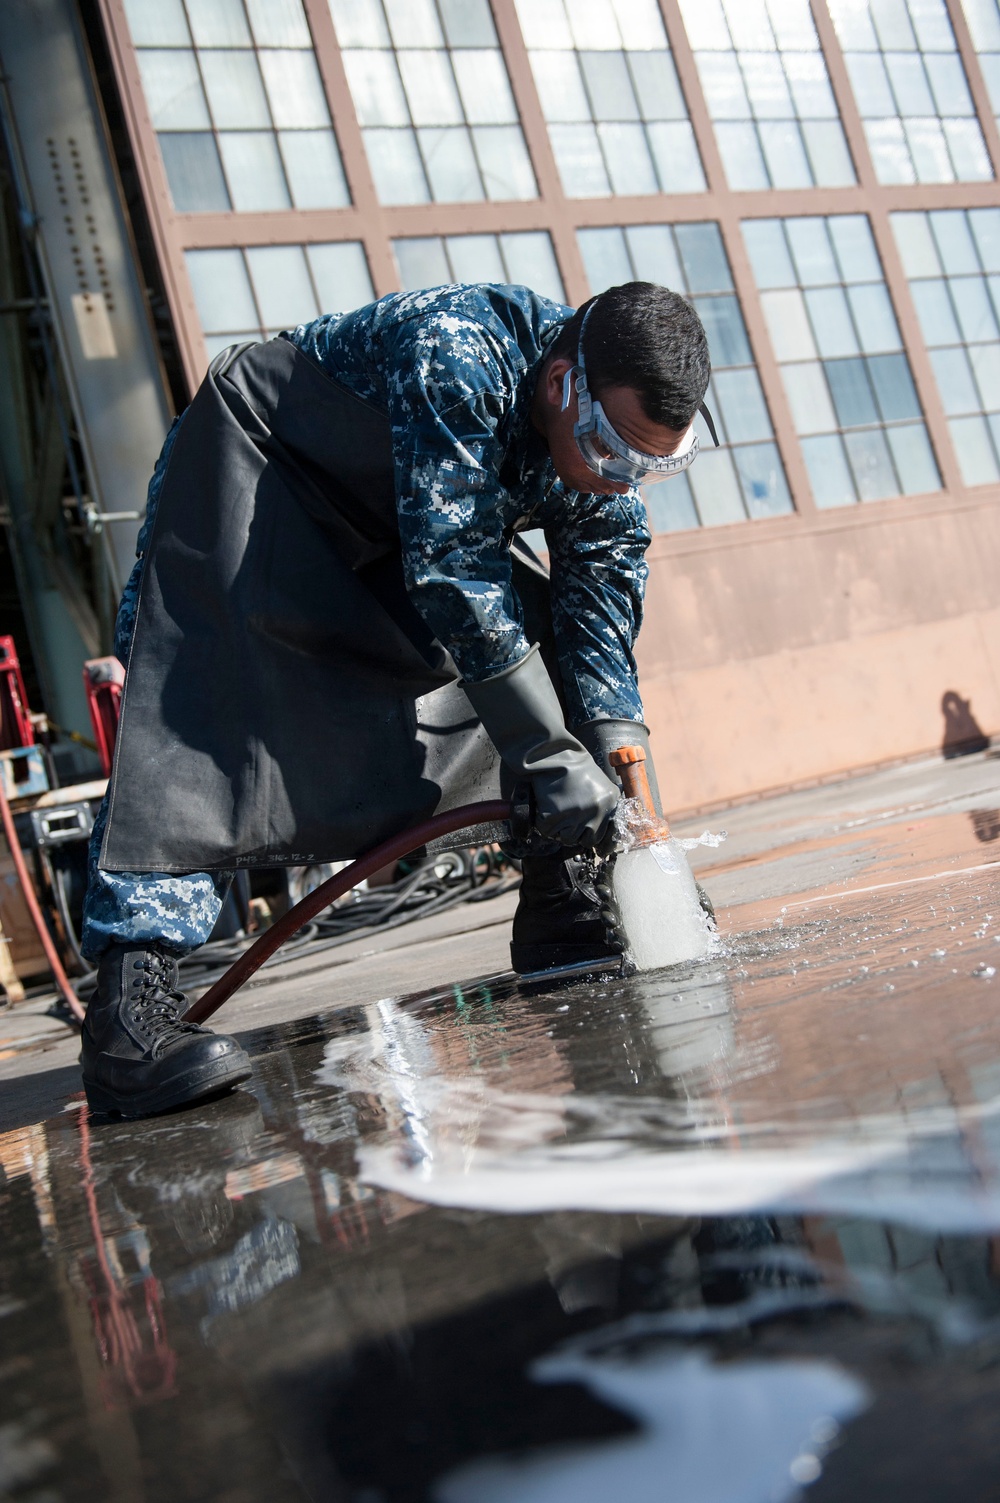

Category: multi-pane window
[893, 209, 1000, 485]
[960, 0, 1000, 137]
[578, 223, 792, 531]
[744, 214, 940, 507]
[328, 0, 536, 205]
[678, 0, 855, 189]
[185, 242, 373, 357]
[513, 0, 705, 198]
[123, 0, 350, 212]
[828, 0, 992, 184]
[393, 231, 565, 302]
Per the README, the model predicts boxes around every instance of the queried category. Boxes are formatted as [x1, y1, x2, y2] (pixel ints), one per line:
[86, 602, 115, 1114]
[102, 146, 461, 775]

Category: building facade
[9, 0, 1000, 805]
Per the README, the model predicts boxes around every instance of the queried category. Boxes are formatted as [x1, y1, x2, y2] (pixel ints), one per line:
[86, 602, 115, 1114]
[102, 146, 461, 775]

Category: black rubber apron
[100, 337, 551, 872]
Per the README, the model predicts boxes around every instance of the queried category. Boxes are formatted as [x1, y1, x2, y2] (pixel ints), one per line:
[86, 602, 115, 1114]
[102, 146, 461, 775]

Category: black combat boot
[510, 851, 626, 975]
[81, 944, 252, 1118]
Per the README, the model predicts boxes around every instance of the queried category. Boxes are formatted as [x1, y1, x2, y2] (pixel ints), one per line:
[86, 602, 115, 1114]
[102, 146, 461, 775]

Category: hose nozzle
[609, 745, 671, 847]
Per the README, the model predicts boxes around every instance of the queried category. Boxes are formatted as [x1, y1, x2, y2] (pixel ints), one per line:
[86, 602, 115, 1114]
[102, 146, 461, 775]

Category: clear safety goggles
[561, 303, 719, 486]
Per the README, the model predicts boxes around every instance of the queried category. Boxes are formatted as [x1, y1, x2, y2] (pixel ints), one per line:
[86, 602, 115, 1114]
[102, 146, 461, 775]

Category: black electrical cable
[71, 848, 520, 1005]
[52, 862, 89, 974]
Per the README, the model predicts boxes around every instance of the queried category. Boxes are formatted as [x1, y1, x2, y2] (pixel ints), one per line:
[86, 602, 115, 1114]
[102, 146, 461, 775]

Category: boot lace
[130, 952, 200, 1053]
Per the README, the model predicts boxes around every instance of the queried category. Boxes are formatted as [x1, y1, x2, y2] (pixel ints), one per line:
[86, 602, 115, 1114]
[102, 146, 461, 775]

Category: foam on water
[613, 836, 719, 971]
[437, 1349, 868, 1503]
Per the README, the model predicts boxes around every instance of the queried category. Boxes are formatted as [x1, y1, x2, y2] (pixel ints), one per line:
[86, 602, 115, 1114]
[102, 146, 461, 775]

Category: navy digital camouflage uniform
[81, 285, 651, 959]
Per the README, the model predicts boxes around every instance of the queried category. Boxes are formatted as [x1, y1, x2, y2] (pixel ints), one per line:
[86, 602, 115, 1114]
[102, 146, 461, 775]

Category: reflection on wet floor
[3, 801, 1000, 1499]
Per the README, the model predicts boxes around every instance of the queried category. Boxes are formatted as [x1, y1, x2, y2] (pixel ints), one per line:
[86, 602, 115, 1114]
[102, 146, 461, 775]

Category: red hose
[185, 799, 512, 1025]
[0, 778, 86, 1023]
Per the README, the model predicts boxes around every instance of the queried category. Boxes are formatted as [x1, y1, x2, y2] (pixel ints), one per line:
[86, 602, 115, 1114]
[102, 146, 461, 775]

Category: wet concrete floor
[3, 750, 1000, 1501]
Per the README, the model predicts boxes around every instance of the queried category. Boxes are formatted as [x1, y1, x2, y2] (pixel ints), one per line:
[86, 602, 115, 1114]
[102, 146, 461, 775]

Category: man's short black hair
[549, 281, 710, 432]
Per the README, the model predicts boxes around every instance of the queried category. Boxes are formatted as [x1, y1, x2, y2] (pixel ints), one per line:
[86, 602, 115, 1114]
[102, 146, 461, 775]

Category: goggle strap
[575, 370, 592, 427]
[563, 362, 594, 427]
[576, 302, 596, 373]
[561, 366, 574, 412]
[699, 401, 721, 448]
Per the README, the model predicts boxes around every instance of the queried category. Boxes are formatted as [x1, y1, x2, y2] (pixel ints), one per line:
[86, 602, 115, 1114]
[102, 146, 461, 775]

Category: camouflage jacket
[128, 285, 650, 729]
[287, 284, 650, 729]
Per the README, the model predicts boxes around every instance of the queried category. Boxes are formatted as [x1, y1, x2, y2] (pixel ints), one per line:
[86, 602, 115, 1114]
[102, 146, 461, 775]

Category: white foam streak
[322, 1006, 1000, 1234]
[360, 1138, 902, 1217]
[436, 1349, 868, 1503]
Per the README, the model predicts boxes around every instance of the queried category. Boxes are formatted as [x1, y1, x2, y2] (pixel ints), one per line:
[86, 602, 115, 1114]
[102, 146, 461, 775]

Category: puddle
[2, 803, 1000, 1498]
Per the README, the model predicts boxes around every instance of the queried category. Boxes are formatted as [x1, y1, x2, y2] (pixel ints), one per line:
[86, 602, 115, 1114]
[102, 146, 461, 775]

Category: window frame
[97, 0, 1000, 543]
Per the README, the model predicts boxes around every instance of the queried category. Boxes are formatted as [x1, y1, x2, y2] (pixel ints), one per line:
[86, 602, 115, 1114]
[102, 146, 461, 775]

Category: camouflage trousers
[80, 801, 232, 960]
[80, 416, 234, 961]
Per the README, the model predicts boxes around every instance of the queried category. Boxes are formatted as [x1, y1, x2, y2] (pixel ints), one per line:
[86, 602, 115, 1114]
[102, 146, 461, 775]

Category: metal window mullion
[735, 53, 769, 191]
[386, 45, 421, 180]
[171, 207, 367, 244]
[716, 208, 820, 518]
[449, 63, 492, 204]
[867, 208, 967, 495]
[382, 201, 556, 236]
[488, 0, 589, 304]
[191, 37, 275, 212]
[170, 185, 1000, 236]
[944, 0, 1000, 176]
[239, 248, 266, 340]
[299, 0, 399, 295]
[658, 2, 818, 520]
[848, 179, 999, 210]
[656, 0, 730, 196]
[808, 0, 878, 191]
[300, 242, 331, 332]
[812, 0, 964, 497]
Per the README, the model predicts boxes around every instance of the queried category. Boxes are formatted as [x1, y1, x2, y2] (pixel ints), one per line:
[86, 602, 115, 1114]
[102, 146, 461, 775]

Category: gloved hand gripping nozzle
[462, 644, 620, 848]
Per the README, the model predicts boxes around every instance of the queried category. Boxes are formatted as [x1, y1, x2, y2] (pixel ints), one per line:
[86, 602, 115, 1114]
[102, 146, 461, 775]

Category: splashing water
[611, 801, 722, 971]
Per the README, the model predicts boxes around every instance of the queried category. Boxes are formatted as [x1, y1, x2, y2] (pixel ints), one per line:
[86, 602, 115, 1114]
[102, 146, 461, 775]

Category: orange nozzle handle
[608, 745, 670, 842]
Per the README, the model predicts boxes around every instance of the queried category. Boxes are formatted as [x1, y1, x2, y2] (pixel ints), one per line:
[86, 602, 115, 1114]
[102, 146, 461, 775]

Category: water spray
[609, 744, 718, 973]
